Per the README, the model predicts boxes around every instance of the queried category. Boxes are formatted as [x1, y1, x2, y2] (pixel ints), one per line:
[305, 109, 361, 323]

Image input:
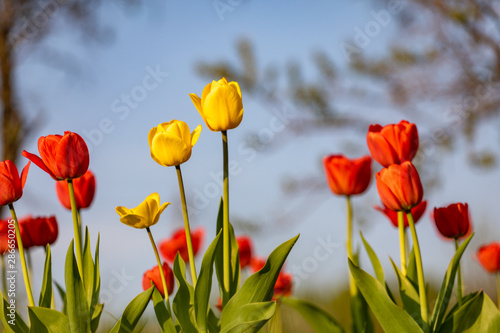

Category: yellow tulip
[116, 193, 170, 229]
[189, 77, 244, 132]
[148, 120, 202, 167]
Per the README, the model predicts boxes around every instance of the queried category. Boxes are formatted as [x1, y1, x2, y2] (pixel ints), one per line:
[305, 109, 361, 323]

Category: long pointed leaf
[172, 254, 198, 333]
[38, 245, 53, 308]
[222, 301, 276, 333]
[430, 233, 474, 332]
[152, 286, 177, 333]
[349, 259, 424, 333]
[0, 292, 29, 333]
[195, 231, 222, 332]
[108, 287, 153, 333]
[360, 232, 384, 284]
[389, 257, 422, 325]
[28, 307, 70, 333]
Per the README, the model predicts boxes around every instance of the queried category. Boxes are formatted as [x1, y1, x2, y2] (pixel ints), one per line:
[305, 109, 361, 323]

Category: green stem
[146, 227, 170, 303]
[1, 255, 6, 296]
[455, 238, 463, 306]
[346, 196, 357, 297]
[67, 180, 84, 281]
[175, 165, 198, 286]
[398, 211, 407, 276]
[497, 273, 500, 310]
[406, 211, 428, 324]
[77, 209, 82, 246]
[9, 204, 35, 307]
[222, 130, 230, 295]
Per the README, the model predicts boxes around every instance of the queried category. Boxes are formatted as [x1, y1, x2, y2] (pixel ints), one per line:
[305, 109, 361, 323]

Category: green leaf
[407, 247, 418, 289]
[82, 227, 95, 308]
[389, 257, 422, 325]
[444, 291, 479, 321]
[348, 259, 424, 333]
[430, 233, 474, 332]
[172, 254, 198, 333]
[28, 307, 70, 333]
[195, 231, 222, 332]
[360, 232, 384, 285]
[92, 233, 101, 309]
[108, 287, 153, 333]
[439, 291, 500, 332]
[214, 198, 240, 307]
[350, 248, 373, 333]
[223, 301, 276, 333]
[207, 308, 221, 333]
[220, 234, 299, 333]
[281, 297, 345, 333]
[152, 286, 177, 333]
[38, 245, 53, 308]
[90, 303, 103, 333]
[65, 240, 90, 333]
[0, 292, 29, 333]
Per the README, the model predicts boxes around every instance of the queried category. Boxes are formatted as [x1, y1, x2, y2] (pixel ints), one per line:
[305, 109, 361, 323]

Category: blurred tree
[195, 0, 500, 197]
[0, 0, 141, 163]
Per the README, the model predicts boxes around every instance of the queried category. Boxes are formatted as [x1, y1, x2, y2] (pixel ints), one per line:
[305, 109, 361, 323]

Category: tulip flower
[375, 201, 427, 228]
[236, 236, 253, 269]
[477, 243, 500, 274]
[0, 160, 30, 206]
[376, 161, 423, 212]
[433, 203, 471, 240]
[148, 120, 202, 167]
[56, 170, 96, 210]
[0, 219, 9, 255]
[22, 131, 89, 181]
[159, 227, 204, 263]
[116, 193, 170, 229]
[19, 216, 58, 249]
[367, 120, 419, 167]
[189, 77, 244, 132]
[142, 262, 175, 297]
[323, 155, 372, 196]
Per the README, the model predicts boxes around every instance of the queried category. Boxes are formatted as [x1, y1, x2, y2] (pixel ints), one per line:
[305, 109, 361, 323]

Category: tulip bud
[56, 170, 96, 210]
[374, 200, 427, 228]
[433, 203, 471, 239]
[116, 193, 170, 229]
[367, 120, 419, 167]
[159, 227, 204, 263]
[148, 120, 202, 167]
[0, 160, 30, 206]
[236, 236, 253, 269]
[376, 162, 423, 212]
[477, 242, 500, 273]
[189, 78, 244, 132]
[323, 155, 372, 196]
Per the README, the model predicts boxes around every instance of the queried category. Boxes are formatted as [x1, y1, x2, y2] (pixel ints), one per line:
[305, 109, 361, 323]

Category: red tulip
[159, 227, 204, 263]
[477, 243, 500, 273]
[376, 162, 423, 212]
[250, 257, 293, 299]
[142, 262, 174, 297]
[367, 120, 419, 167]
[323, 155, 372, 196]
[0, 160, 30, 206]
[236, 236, 253, 269]
[19, 215, 58, 249]
[374, 201, 427, 228]
[22, 131, 89, 180]
[56, 170, 96, 210]
[433, 203, 471, 239]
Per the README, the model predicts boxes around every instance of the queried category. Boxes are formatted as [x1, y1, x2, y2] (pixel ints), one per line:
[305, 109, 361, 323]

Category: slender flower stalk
[454, 238, 463, 306]
[9, 204, 34, 307]
[397, 211, 407, 276]
[68, 180, 84, 280]
[175, 165, 198, 286]
[146, 227, 170, 303]
[222, 130, 230, 294]
[346, 196, 357, 297]
[406, 211, 427, 323]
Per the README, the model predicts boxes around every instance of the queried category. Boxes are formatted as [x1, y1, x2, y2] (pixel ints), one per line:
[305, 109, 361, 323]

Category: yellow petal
[202, 84, 244, 131]
[151, 132, 190, 166]
[228, 81, 242, 98]
[153, 202, 171, 225]
[189, 93, 203, 114]
[191, 125, 202, 147]
[148, 126, 158, 150]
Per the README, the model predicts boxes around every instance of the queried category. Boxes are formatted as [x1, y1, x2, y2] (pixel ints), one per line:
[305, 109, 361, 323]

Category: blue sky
[10, 0, 500, 316]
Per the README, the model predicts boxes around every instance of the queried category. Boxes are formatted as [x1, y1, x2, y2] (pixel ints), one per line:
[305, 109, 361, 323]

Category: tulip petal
[189, 93, 203, 114]
[151, 133, 190, 166]
[22, 150, 57, 179]
[191, 125, 202, 147]
[20, 162, 30, 190]
[54, 132, 89, 180]
[153, 202, 171, 225]
[148, 126, 158, 149]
